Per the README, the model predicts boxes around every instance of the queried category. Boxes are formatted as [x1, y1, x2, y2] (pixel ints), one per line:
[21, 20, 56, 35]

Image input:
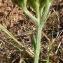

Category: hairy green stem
[34, 25, 42, 63]
[34, 1, 52, 63]
[24, 9, 38, 24]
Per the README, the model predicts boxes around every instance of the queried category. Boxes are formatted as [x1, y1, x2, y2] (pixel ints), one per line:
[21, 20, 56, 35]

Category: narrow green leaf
[31, 34, 36, 50]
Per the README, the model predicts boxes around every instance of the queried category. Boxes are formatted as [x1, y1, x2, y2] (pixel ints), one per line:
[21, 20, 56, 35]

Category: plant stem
[41, 0, 52, 26]
[24, 9, 38, 24]
[34, 25, 42, 63]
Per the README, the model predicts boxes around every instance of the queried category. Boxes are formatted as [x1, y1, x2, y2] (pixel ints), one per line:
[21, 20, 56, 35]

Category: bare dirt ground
[0, 0, 63, 63]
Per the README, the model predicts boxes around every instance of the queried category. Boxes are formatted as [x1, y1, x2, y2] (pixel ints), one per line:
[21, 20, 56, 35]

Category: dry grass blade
[0, 24, 34, 58]
[42, 31, 51, 44]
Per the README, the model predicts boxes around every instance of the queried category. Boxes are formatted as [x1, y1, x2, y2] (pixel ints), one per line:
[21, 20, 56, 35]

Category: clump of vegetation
[0, 0, 53, 63]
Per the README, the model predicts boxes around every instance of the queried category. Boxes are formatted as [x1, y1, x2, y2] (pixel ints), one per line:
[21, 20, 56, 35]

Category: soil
[0, 0, 63, 63]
